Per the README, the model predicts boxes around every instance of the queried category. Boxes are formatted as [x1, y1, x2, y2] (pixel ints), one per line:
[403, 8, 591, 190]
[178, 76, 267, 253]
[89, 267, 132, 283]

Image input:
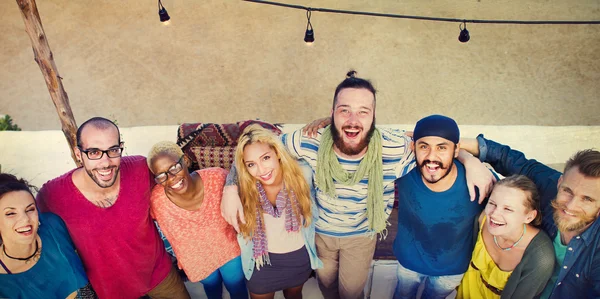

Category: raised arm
[395, 130, 495, 203]
[459, 137, 480, 157]
[302, 117, 331, 138]
[474, 135, 562, 215]
[457, 148, 497, 203]
[221, 163, 245, 233]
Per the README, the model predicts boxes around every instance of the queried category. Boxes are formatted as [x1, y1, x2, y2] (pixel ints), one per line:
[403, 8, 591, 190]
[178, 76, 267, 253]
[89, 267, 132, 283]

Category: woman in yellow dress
[457, 175, 554, 299]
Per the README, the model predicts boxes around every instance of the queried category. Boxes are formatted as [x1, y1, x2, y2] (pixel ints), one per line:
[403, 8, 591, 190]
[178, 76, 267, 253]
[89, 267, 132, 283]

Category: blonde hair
[235, 125, 312, 238]
[147, 141, 184, 171]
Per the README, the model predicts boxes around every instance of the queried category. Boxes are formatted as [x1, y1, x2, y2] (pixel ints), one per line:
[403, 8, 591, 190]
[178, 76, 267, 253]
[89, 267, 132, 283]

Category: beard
[85, 165, 120, 188]
[416, 159, 453, 184]
[551, 199, 598, 233]
[331, 117, 376, 156]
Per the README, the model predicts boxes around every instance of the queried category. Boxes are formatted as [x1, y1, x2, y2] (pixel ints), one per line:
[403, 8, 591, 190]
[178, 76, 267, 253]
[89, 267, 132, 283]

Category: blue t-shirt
[393, 160, 484, 276]
[0, 213, 89, 299]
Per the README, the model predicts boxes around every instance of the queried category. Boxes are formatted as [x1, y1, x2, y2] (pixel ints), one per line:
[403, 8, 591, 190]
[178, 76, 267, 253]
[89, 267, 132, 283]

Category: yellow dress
[457, 216, 513, 299]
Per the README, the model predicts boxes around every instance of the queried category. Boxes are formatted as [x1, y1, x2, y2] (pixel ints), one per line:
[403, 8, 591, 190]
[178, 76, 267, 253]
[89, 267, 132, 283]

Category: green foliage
[0, 115, 21, 131]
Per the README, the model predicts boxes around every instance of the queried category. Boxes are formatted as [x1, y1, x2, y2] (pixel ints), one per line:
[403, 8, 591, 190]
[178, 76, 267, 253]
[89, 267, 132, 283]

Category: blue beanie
[413, 115, 460, 144]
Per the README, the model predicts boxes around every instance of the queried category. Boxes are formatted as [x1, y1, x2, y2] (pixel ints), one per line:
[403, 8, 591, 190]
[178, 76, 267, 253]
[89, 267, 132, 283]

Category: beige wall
[1, 0, 599, 130]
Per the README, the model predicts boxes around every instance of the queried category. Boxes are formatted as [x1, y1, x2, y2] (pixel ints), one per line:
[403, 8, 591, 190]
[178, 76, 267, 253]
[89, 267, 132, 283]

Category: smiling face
[0, 191, 39, 246]
[551, 166, 600, 234]
[243, 142, 283, 187]
[150, 153, 190, 194]
[331, 88, 376, 158]
[75, 125, 122, 189]
[413, 136, 459, 185]
[485, 185, 537, 236]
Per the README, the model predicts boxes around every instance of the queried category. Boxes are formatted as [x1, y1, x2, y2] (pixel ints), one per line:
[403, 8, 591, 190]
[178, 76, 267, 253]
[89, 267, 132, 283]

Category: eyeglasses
[154, 156, 185, 184]
[79, 145, 124, 160]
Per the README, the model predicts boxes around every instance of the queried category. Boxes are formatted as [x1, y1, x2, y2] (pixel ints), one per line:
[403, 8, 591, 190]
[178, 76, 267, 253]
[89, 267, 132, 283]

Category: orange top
[150, 168, 240, 282]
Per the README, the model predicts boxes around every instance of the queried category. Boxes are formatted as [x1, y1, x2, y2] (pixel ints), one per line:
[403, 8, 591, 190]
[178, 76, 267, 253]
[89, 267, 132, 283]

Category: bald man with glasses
[37, 117, 190, 299]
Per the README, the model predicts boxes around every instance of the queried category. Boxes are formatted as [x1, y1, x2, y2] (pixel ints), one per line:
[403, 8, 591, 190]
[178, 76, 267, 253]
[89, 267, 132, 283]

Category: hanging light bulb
[158, 0, 170, 23]
[304, 9, 315, 44]
[458, 21, 470, 43]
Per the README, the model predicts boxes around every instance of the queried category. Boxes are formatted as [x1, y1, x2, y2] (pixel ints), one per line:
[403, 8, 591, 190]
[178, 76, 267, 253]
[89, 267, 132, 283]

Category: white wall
[1, 124, 598, 189]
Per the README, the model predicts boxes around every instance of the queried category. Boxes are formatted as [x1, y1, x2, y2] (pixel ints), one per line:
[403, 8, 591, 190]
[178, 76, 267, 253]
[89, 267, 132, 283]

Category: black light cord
[306, 9, 313, 31]
[243, 0, 600, 25]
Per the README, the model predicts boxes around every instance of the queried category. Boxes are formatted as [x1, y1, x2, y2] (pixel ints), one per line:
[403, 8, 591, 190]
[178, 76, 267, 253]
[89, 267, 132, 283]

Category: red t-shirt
[37, 156, 171, 299]
[150, 168, 240, 282]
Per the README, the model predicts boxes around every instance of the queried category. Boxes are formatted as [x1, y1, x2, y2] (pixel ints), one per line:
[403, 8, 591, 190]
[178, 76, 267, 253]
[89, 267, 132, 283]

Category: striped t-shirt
[281, 127, 416, 237]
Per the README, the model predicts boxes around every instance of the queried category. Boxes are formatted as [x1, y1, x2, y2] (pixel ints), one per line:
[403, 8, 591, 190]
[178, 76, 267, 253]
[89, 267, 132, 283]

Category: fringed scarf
[316, 127, 387, 234]
[252, 182, 301, 269]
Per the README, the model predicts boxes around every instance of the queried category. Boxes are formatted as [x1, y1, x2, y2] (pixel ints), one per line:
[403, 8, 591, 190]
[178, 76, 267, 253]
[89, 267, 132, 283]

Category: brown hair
[495, 175, 542, 226]
[0, 174, 37, 242]
[0, 173, 36, 200]
[332, 70, 377, 109]
[564, 149, 600, 178]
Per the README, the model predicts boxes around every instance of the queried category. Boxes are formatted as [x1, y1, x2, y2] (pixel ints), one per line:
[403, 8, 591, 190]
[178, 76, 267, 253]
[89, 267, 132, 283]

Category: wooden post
[16, 0, 80, 166]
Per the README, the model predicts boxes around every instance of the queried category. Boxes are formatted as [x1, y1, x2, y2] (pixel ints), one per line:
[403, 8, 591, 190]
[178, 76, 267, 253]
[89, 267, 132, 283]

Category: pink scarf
[252, 182, 301, 269]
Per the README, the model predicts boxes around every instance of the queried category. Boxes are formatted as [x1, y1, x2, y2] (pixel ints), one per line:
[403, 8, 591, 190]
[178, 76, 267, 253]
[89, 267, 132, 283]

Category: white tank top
[263, 213, 305, 253]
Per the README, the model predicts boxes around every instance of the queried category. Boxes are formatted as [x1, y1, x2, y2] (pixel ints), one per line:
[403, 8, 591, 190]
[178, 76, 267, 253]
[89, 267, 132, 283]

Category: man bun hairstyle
[333, 70, 376, 108]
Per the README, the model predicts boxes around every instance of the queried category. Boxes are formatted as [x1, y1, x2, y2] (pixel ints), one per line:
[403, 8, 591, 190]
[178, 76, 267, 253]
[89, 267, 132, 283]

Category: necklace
[494, 224, 526, 251]
[2, 239, 40, 263]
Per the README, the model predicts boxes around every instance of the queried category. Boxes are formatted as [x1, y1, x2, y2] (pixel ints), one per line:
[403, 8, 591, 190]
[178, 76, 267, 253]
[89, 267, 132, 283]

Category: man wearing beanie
[392, 114, 486, 299]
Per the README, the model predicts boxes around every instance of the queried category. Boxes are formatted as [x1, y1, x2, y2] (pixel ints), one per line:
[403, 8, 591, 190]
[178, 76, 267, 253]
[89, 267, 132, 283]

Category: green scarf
[316, 127, 386, 233]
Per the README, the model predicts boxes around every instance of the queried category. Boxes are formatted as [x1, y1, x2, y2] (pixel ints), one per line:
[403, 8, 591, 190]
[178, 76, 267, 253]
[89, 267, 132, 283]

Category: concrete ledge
[1, 124, 598, 188]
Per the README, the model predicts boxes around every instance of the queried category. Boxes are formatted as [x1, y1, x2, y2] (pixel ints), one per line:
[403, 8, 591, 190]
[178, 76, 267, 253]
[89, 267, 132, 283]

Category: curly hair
[147, 141, 185, 171]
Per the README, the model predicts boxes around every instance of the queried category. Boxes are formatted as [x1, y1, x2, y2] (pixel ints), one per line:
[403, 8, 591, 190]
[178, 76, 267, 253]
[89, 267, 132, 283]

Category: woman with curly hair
[147, 141, 247, 299]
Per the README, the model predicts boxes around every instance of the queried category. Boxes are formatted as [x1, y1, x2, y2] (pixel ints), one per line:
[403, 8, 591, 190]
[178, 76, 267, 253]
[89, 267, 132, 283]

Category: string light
[458, 22, 470, 43]
[158, 0, 170, 23]
[304, 8, 315, 44]
[244, 0, 600, 43]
